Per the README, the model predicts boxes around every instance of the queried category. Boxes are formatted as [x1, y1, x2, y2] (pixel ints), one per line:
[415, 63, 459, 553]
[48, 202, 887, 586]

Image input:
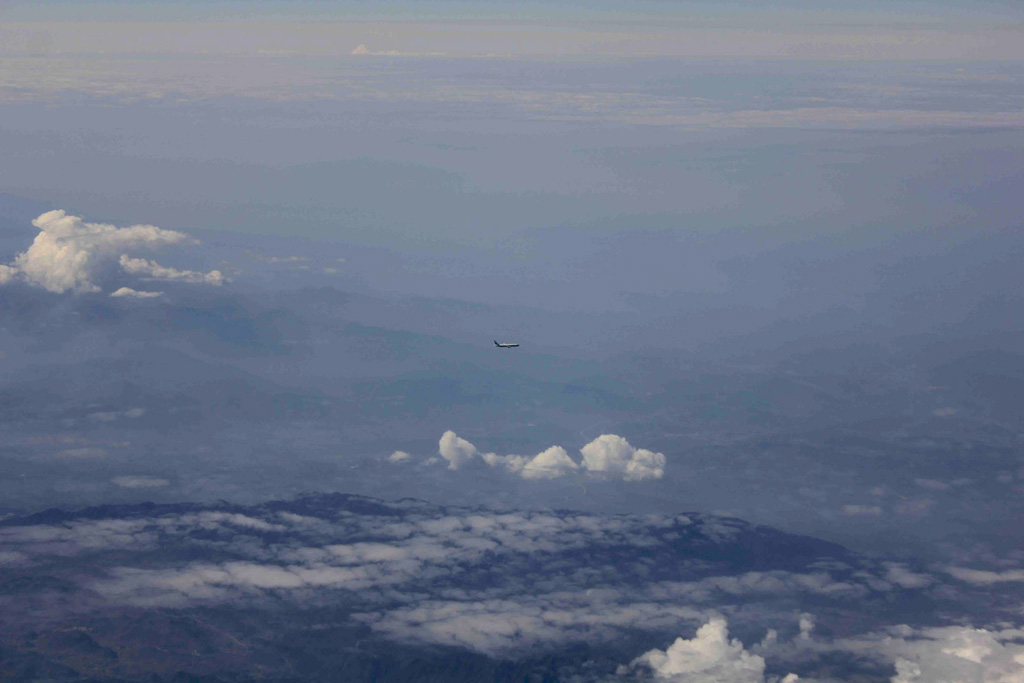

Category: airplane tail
[494, 340, 499, 346]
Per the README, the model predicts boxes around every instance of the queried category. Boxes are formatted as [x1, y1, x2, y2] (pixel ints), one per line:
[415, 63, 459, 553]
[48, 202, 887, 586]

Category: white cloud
[119, 254, 224, 286]
[112, 476, 170, 489]
[883, 563, 933, 589]
[439, 432, 578, 479]
[943, 566, 1024, 585]
[622, 616, 790, 682]
[579, 434, 665, 481]
[518, 446, 579, 480]
[1, 210, 189, 293]
[439, 431, 650, 480]
[438, 430, 478, 470]
[351, 44, 370, 55]
[110, 286, 163, 298]
[388, 450, 412, 463]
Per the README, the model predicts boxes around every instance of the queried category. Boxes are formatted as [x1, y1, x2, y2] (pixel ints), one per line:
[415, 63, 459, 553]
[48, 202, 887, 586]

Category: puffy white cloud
[439, 432, 579, 479]
[112, 476, 169, 489]
[579, 434, 666, 481]
[2, 210, 189, 293]
[439, 430, 478, 470]
[388, 450, 412, 463]
[518, 445, 579, 480]
[110, 286, 163, 298]
[622, 616, 787, 682]
[119, 254, 224, 285]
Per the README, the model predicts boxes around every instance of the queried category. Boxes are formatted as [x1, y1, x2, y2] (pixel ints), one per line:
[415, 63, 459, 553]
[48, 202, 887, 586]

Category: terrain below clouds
[2, 492, 1022, 682]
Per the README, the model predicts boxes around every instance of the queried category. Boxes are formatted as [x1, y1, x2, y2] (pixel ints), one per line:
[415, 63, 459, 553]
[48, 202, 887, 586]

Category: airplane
[494, 340, 520, 348]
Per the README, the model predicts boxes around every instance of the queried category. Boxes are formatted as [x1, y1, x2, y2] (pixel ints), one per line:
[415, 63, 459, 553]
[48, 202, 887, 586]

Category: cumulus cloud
[110, 286, 163, 298]
[515, 445, 579, 480]
[0, 210, 189, 293]
[388, 450, 412, 463]
[438, 431, 656, 481]
[621, 616, 793, 682]
[438, 430, 478, 470]
[579, 434, 666, 481]
[438, 431, 578, 479]
[119, 254, 224, 285]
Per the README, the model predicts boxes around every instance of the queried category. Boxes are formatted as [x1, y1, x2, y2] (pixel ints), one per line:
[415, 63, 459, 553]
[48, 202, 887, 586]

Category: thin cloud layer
[437, 431, 661, 481]
[0, 210, 219, 294]
[119, 254, 223, 286]
[109, 286, 163, 298]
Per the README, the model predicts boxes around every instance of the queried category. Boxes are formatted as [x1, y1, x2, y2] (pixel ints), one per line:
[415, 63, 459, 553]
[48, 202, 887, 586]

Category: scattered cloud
[387, 450, 411, 463]
[437, 431, 661, 481]
[111, 476, 169, 489]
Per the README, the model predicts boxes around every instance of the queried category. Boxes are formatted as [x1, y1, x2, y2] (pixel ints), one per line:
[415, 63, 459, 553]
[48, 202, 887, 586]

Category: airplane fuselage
[494, 340, 519, 348]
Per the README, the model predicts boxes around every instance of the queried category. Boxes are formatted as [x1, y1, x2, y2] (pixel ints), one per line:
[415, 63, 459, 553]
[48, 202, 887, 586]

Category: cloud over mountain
[1, 493, 1021, 681]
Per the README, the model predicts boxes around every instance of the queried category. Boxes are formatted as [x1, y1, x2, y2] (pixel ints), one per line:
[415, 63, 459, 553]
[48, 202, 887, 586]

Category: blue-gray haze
[0, 3, 1023, 680]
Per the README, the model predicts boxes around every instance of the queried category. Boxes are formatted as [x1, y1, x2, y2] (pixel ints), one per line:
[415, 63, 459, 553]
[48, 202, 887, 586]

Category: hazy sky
[1, 2, 1023, 680]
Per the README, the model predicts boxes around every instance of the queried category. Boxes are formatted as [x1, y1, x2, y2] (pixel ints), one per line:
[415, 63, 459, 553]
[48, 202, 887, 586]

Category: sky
[1, 1, 1023, 681]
